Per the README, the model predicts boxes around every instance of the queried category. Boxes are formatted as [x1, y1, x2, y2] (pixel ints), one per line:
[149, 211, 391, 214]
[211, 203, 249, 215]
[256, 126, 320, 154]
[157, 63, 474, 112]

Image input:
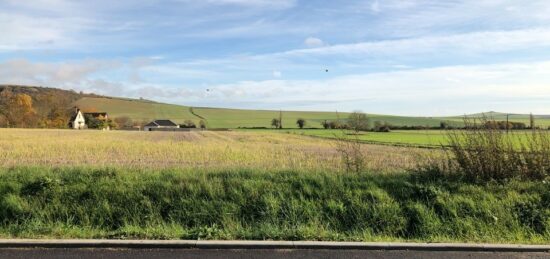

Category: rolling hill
[74, 97, 462, 128]
[3, 85, 550, 129]
[73, 97, 198, 124]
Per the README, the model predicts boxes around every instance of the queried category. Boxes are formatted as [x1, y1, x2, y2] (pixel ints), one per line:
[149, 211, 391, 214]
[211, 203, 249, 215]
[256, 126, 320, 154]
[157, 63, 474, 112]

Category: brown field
[0, 128, 431, 172]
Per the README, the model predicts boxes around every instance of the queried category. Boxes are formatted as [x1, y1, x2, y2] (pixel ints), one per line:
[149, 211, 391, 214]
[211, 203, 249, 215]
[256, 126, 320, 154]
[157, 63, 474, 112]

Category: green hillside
[71, 96, 550, 129]
[73, 96, 458, 128]
[191, 107, 458, 128]
[73, 97, 198, 124]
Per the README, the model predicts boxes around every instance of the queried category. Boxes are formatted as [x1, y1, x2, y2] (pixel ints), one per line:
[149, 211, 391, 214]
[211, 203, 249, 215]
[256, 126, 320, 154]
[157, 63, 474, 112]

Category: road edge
[0, 240, 549, 252]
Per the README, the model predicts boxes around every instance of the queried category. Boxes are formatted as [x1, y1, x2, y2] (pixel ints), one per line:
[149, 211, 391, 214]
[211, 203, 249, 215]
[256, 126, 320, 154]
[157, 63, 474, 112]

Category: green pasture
[246, 129, 550, 148]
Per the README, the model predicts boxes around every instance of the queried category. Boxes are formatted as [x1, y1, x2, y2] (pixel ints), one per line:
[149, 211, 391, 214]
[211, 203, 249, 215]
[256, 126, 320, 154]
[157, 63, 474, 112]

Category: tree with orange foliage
[0, 91, 37, 128]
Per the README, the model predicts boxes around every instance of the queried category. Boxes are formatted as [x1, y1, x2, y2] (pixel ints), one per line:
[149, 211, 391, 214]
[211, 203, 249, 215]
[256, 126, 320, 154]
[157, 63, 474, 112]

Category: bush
[373, 121, 391, 132]
[296, 118, 306, 129]
[440, 117, 550, 182]
[181, 120, 196, 128]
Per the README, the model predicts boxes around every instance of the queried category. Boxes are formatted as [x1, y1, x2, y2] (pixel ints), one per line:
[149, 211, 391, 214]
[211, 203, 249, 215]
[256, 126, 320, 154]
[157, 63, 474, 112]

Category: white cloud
[285, 28, 550, 57]
[272, 70, 282, 78]
[2, 58, 550, 115]
[194, 61, 550, 115]
[370, 0, 380, 13]
[202, 0, 296, 8]
[304, 37, 325, 48]
[172, 0, 296, 10]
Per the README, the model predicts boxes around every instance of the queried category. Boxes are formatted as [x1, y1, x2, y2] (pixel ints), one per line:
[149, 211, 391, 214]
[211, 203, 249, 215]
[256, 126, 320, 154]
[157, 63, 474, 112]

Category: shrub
[181, 120, 196, 128]
[373, 121, 391, 132]
[296, 118, 306, 129]
[440, 117, 550, 182]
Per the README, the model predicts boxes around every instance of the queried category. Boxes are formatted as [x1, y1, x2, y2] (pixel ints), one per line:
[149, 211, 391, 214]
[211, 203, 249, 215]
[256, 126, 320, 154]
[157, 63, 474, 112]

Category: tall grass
[443, 118, 550, 182]
[0, 167, 548, 243]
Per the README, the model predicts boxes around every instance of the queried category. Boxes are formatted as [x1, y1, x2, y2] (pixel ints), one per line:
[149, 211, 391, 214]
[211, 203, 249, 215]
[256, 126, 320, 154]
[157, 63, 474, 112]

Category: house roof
[69, 110, 83, 122]
[145, 120, 178, 127]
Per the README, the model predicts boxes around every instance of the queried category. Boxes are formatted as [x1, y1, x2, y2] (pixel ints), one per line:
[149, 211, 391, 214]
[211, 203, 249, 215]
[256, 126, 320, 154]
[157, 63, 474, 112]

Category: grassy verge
[0, 167, 548, 243]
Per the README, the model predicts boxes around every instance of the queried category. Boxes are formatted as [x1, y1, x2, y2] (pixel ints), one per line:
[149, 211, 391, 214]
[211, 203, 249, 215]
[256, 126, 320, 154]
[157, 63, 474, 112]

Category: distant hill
[2, 85, 549, 129]
[442, 111, 550, 128]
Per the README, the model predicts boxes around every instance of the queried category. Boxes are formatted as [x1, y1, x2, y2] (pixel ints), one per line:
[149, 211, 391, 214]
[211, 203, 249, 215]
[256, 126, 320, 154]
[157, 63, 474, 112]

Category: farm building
[144, 120, 180, 131]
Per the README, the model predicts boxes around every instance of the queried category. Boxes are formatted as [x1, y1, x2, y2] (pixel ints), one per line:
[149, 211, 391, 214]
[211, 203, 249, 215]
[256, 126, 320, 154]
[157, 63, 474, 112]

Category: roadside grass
[0, 167, 548, 243]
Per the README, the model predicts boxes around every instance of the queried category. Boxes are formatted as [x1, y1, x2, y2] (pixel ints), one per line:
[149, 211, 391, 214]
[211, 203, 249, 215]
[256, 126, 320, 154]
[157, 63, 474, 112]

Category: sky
[1, 0, 550, 116]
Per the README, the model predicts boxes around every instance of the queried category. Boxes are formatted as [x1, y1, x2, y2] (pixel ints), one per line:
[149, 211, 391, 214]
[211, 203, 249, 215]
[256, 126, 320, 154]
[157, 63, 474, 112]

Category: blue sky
[1, 0, 550, 115]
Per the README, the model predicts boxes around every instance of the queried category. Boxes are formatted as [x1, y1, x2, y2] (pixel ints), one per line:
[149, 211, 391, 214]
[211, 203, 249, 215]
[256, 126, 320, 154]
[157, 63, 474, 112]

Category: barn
[143, 120, 180, 131]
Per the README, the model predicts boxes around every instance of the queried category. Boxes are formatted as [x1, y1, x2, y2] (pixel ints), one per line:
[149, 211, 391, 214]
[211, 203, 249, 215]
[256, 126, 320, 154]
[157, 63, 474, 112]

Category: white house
[69, 108, 86, 129]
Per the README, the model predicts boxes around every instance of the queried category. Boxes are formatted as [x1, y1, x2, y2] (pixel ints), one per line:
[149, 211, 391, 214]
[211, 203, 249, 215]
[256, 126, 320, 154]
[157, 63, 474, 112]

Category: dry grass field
[0, 128, 430, 173]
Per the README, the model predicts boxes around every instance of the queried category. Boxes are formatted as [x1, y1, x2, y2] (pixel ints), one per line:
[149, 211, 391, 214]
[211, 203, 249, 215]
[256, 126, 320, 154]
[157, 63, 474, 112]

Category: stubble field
[0, 128, 429, 173]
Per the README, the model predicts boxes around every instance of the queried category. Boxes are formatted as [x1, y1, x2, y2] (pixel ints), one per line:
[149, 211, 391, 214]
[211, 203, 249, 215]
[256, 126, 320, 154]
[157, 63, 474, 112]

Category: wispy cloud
[2, 0, 550, 114]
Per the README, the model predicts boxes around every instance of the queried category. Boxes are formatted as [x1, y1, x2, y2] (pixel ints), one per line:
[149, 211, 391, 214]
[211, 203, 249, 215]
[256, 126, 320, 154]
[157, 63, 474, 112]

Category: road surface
[0, 248, 548, 259]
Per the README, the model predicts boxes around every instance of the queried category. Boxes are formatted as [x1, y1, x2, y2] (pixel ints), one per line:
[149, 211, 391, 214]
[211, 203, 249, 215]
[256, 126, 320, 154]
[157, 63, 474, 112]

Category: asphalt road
[0, 248, 548, 259]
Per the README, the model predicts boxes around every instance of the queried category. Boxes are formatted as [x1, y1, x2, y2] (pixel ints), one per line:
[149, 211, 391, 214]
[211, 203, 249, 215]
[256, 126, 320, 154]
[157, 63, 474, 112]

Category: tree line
[269, 111, 548, 131]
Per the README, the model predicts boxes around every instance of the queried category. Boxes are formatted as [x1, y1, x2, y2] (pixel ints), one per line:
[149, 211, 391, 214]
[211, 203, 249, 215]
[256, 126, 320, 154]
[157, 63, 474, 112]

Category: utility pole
[279, 110, 283, 129]
[530, 113, 535, 131]
[506, 114, 509, 134]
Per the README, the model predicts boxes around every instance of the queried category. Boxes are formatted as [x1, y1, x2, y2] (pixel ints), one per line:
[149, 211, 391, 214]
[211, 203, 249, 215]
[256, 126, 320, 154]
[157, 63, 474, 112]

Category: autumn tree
[114, 116, 134, 129]
[0, 91, 37, 128]
[43, 93, 70, 128]
[0, 114, 7, 127]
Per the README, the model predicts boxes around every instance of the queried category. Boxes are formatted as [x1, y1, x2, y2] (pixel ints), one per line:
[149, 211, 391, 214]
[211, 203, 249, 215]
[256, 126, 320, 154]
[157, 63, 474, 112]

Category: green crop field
[247, 129, 550, 148]
[253, 129, 449, 147]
